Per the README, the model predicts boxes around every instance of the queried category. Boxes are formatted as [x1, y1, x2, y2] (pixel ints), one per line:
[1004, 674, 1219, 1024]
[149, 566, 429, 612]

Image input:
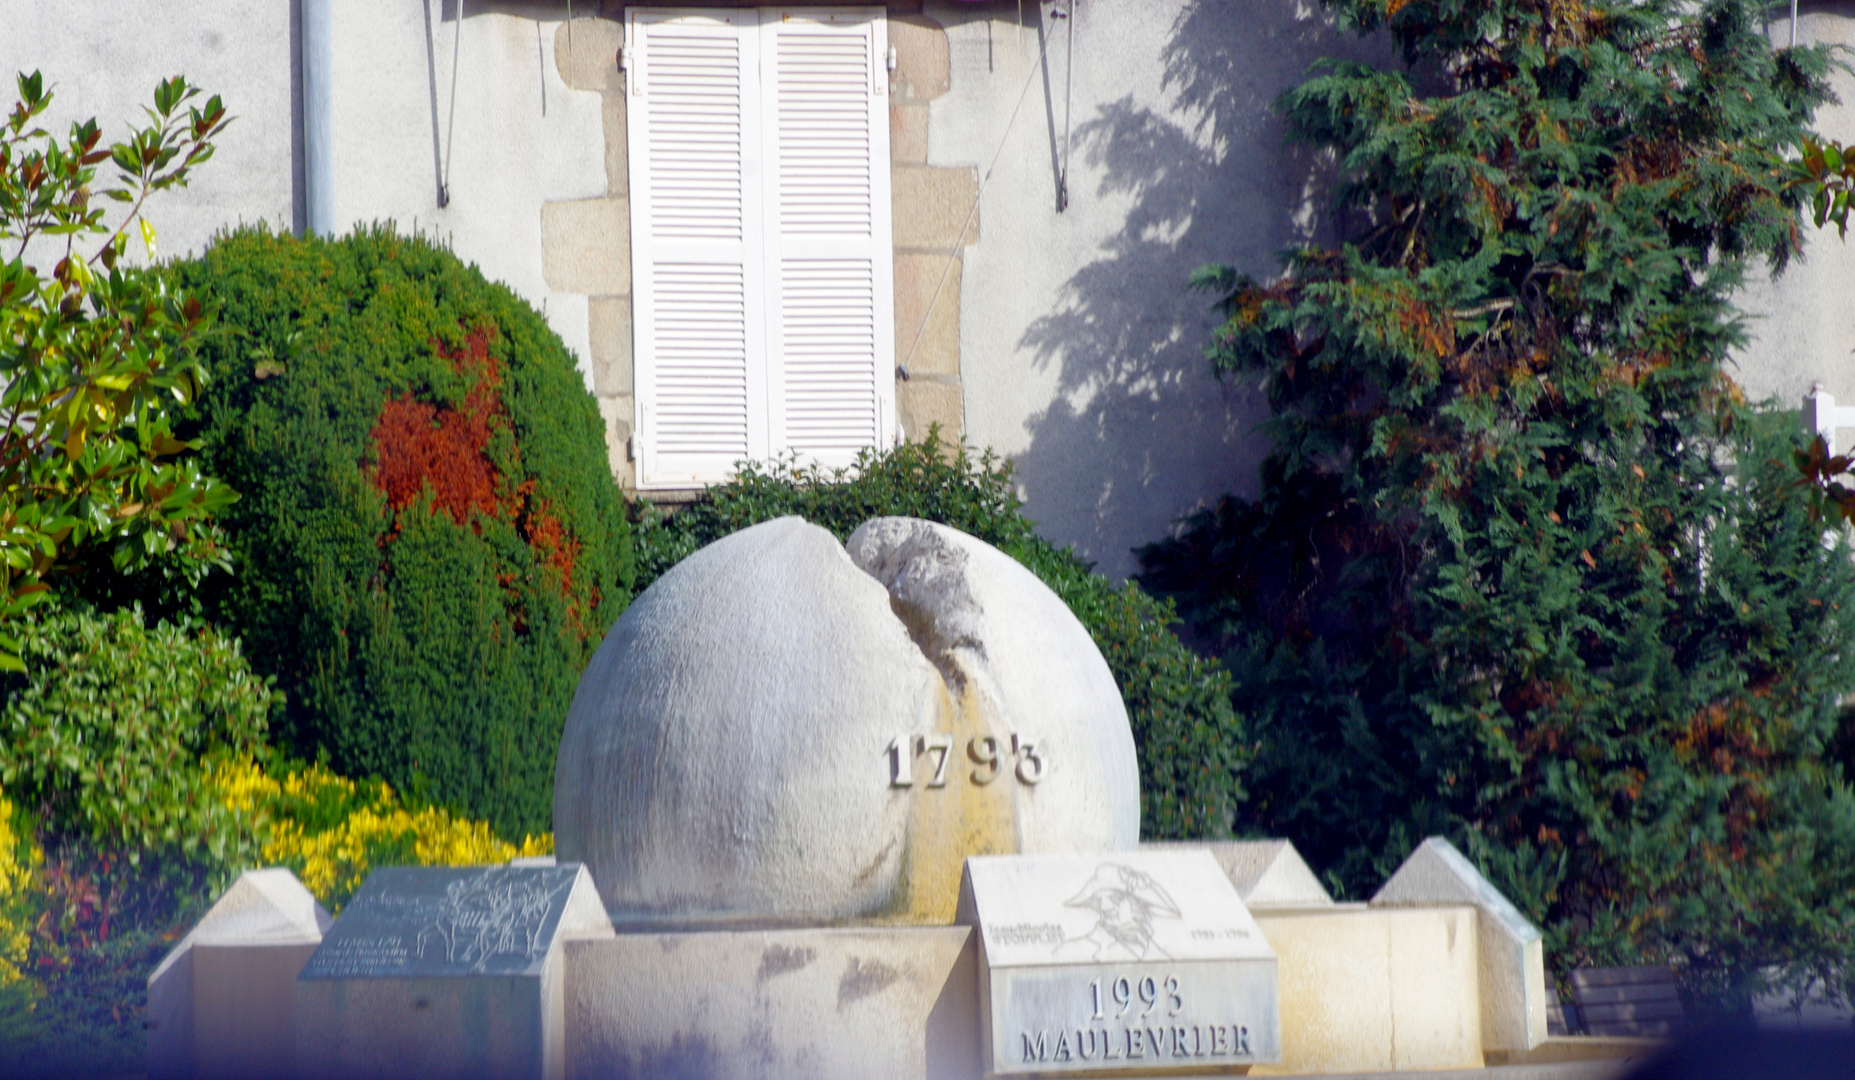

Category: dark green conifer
[172, 227, 633, 840]
[1141, 0, 1855, 1007]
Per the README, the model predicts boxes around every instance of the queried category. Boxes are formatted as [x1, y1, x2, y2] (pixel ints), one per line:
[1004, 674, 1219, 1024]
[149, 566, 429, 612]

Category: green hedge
[634, 431, 1250, 839]
[171, 225, 633, 839]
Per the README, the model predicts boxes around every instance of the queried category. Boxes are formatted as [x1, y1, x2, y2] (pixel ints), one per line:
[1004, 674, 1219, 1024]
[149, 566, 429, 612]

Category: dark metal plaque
[300, 865, 582, 980]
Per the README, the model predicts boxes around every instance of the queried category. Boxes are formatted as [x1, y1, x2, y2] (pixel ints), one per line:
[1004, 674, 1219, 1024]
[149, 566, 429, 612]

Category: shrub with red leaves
[170, 226, 633, 839]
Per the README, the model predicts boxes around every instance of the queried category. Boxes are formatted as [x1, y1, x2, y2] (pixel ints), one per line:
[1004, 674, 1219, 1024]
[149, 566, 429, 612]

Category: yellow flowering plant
[210, 758, 549, 912]
[0, 795, 44, 1044]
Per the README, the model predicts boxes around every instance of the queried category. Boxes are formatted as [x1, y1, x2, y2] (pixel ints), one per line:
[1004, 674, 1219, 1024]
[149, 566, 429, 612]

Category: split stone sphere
[553, 516, 1138, 925]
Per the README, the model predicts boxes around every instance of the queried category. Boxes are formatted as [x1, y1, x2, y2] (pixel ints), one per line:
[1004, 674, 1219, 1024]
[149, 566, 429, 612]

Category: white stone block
[1142, 840, 1333, 909]
[563, 926, 978, 1080]
[1251, 904, 1484, 1074]
[147, 867, 331, 1080]
[295, 864, 613, 1080]
[958, 851, 1280, 1075]
[1371, 836, 1548, 1053]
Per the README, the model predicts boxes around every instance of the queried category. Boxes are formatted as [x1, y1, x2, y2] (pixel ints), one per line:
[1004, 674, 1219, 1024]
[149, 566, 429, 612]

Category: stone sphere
[553, 516, 1138, 924]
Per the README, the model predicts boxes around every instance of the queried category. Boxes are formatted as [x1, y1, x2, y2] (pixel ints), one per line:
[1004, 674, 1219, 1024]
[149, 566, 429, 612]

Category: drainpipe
[303, 0, 335, 236]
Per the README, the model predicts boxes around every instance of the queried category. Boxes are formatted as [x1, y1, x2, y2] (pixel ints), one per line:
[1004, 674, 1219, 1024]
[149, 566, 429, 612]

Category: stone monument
[958, 850, 1281, 1075]
[553, 516, 1140, 926]
[147, 867, 330, 1080]
[156, 514, 1586, 1080]
[1372, 836, 1549, 1056]
[294, 863, 612, 1080]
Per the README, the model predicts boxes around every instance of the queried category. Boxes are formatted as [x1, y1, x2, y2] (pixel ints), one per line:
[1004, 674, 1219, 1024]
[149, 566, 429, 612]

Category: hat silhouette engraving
[1057, 864, 1181, 962]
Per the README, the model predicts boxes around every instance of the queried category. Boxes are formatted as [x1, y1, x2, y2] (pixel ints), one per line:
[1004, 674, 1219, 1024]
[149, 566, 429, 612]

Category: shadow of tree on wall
[1011, 0, 1391, 579]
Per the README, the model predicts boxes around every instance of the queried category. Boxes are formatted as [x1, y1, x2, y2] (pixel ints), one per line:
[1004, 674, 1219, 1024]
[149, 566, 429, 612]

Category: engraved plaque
[299, 865, 583, 980]
[960, 852, 1281, 1076]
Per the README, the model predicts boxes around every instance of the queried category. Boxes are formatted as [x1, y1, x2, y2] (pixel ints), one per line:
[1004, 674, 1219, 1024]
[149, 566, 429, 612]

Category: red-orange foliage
[367, 327, 587, 633]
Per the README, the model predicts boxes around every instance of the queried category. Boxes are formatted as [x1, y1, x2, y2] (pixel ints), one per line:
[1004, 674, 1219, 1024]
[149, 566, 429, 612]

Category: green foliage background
[0, 608, 269, 1077]
[168, 226, 634, 839]
[634, 432, 1250, 841]
[0, 71, 238, 670]
[1140, 0, 1855, 1007]
[0, 607, 271, 859]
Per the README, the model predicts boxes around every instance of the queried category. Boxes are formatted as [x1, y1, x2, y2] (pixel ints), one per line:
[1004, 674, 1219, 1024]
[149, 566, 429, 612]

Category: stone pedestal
[1251, 905, 1483, 1075]
[1372, 837, 1549, 1055]
[1143, 840, 1334, 910]
[958, 851, 1281, 1076]
[147, 867, 331, 1080]
[563, 926, 978, 1080]
[295, 864, 612, 1080]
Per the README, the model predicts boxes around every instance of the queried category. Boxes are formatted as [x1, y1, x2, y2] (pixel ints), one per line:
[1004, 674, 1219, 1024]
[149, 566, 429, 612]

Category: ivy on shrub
[170, 226, 634, 839]
[634, 431, 1251, 839]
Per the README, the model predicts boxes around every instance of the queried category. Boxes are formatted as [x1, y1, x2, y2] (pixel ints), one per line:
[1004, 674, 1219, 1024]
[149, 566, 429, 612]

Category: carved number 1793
[887, 734, 1045, 788]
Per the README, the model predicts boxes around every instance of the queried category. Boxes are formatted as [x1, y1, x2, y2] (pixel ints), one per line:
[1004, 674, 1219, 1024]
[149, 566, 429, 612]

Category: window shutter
[628, 9, 768, 489]
[761, 8, 896, 468]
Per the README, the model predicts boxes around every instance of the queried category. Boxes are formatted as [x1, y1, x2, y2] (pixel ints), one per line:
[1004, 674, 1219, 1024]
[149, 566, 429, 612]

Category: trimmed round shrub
[633, 431, 1250, 839]
[172, 225, 633, 839]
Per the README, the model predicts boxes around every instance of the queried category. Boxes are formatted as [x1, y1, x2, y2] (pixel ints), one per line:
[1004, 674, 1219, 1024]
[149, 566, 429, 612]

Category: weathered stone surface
[595, 394, 634, 490]
[147, 868, 330, 1080]
[587, 295, 631, 396]
[892, 166, 979, 250]
[897, 377, 964, 442]
[600, 85, 627, 194]
[957, 851, 1279, 1075]
[554, 16, 623, 93]
[541, 196, 629, 295]
[301, 866, 602, 980]
[1253, 905, 1483, 1075]
[555, 517, 949, 923]
[889, 15, 951, 102]
[564, 926, 979, 1080]
[1142, 839, 1334, 910]
[1372, 837, 1548, 1054]
[890, 101, 930, 164]
[294, 864, 611, 1080]
[847, 518, 1139, 859]
[553, 516, 1138, 925]
[894, 253, 961, 376]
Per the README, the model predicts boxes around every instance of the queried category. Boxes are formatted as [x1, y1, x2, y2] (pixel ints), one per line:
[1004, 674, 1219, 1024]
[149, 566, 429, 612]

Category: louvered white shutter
[628, 8, 893, 487]
[628, 9, 767, 489]
[761, 9, 895, 468]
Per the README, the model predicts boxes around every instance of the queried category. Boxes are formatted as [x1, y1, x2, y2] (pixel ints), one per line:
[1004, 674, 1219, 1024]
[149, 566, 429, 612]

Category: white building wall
[0, 1, 610, 386]
[6, 1, 1855, 578]
[927, 0, 1390, 577]
[323, 0, 608, 373]
[1736, 3, 1855, 409]
[0, 0, 298, 258]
